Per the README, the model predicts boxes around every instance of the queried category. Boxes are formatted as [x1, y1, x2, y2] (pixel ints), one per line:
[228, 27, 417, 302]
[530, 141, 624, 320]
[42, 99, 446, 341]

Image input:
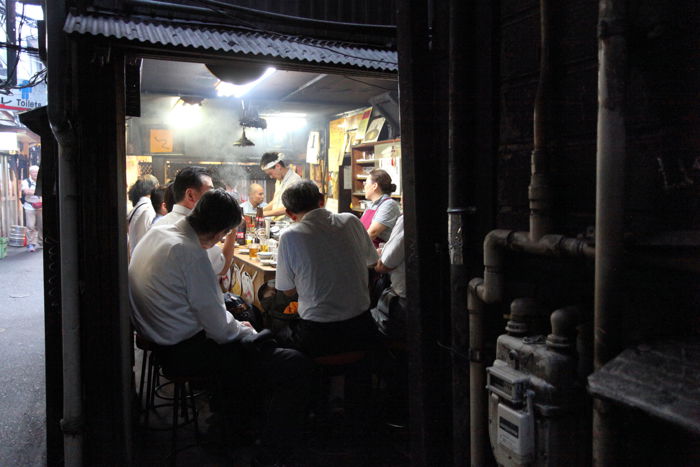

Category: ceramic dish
[257, 252, 274, 260]
[238, 248, 249, 254]
[260, 259, 277, 267]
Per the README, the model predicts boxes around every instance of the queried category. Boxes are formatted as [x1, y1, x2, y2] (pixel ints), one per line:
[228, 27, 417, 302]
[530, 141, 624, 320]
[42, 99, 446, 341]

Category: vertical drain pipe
[593, 0, 627, 465]
[530, 0, 554, 242]
[448, 1, 475, 465]
[46, 1, 82, 465]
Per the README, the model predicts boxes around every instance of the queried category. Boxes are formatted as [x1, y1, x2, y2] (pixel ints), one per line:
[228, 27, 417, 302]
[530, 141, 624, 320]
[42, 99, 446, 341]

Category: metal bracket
[469, 348, 483, 362]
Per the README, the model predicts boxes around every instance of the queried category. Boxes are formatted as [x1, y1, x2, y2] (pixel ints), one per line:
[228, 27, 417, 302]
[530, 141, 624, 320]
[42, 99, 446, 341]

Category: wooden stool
[313, 351, 371, 404]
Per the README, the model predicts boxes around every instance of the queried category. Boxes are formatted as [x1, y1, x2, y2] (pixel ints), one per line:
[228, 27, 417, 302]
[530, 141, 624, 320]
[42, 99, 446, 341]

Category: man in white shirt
[127, 174, 159, 255]
[129, 189, 312, 465]
[275, 180, 380, 356]
[260, 152, 301, 221]
[155, 166, 232, 277]
[240, 183, 267, 215]
[156, 166, 214, 227]
[372, 214, 406, 339]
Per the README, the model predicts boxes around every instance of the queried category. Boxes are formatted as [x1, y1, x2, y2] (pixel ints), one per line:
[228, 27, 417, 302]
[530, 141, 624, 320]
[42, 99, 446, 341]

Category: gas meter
[486, 304, 587, 467]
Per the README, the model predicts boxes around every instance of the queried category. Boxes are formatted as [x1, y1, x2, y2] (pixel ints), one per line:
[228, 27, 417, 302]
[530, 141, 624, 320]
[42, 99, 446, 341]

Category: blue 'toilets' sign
[0, 82, 47, 112]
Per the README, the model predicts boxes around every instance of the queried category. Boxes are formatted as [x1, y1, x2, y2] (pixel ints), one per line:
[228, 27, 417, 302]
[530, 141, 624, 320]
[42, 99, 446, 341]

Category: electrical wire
[342, 75, 395, 91]
[0, 3, 46, 93]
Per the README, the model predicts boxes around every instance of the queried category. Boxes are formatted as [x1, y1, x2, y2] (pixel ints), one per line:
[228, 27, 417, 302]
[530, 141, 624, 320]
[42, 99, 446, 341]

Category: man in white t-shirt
[260, 152, 301, 221]
[274, 180, 379, 356]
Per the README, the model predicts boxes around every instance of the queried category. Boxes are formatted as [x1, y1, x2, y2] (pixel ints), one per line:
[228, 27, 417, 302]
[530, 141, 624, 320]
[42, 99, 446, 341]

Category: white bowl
[257, 252, 274, 260]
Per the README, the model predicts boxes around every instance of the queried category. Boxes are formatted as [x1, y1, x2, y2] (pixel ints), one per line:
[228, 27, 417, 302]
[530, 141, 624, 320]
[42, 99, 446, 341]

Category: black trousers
[273, 310, 380, 357]
[155, 331, 313, 457]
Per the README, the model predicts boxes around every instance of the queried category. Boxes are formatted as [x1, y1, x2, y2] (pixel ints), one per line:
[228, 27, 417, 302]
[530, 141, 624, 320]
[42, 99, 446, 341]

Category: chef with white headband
[259, 151, 302, 221]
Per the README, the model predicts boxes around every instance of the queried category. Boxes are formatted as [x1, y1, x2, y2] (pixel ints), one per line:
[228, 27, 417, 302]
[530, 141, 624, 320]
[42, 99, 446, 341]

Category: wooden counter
[230, 251, 276, 311]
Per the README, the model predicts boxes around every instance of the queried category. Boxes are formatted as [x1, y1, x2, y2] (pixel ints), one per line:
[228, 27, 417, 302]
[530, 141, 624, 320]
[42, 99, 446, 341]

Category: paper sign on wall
[150, 129, 173, 153]
[306, 131, 320, 163]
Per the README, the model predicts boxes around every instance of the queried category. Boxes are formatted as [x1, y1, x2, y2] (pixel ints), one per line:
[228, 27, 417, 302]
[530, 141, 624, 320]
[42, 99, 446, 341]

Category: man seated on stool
[241, 183, 268, 215]
[129, 189, 312, 466]
[274, 180, 380, 357]
[156, 166, 234, 285]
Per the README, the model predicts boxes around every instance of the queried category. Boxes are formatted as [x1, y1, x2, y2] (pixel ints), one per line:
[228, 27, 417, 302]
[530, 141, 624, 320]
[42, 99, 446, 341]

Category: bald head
[248, 183, 265, 208]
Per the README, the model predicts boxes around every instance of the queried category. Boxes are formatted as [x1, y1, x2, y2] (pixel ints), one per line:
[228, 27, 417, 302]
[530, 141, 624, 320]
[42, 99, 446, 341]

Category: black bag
[223, 293, 263, 331]
[369, 270, 391, 309]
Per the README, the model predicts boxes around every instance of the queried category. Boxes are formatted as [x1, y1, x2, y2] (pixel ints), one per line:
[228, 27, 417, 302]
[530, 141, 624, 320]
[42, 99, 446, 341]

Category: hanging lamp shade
[233, 127, 255, 147]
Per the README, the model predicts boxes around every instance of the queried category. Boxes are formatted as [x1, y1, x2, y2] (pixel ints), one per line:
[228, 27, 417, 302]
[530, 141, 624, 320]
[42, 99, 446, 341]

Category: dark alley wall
[491, 1, 700, 463]
[497, 0, 700, 236]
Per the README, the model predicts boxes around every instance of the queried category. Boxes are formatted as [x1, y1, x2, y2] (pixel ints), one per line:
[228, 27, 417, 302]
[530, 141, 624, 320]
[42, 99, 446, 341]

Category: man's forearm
[263, 205, 286, 217]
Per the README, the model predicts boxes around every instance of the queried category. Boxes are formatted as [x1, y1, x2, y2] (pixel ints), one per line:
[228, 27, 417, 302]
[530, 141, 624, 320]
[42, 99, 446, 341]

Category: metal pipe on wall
[447, 1, 477, 464]
[529, 0, 554, 242]
[467, 278, 487, 467]
[468, 230, 593, 465]
[593, 0, 627, 464]
[46, 1, 82, 465]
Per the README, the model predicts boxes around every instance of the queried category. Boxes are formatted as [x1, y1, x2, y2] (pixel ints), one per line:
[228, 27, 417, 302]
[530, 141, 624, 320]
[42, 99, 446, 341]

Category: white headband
[261, 153, 284, 170]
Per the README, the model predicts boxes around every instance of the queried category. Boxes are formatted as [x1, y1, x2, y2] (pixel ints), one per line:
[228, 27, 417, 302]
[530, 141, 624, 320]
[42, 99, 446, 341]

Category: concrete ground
[0, 244, 46, 466]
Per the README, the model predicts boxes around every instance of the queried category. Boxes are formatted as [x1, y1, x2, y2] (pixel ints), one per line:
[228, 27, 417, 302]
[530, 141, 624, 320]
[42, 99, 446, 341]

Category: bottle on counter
[235, 219, 246, 246]
[255, 207, 265, 243]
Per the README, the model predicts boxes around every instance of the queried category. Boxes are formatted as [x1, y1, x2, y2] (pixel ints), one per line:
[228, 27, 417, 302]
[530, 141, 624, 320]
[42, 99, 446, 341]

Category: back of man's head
[187, 189, 242, 235]
[282, 180, 323, 214]
[173, 166, 211, 203]
[128, 174, 160, 206]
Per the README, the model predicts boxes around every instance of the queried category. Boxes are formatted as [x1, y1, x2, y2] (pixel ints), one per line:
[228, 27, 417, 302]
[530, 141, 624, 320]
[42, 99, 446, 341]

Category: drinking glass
[248, 243, 259, 258]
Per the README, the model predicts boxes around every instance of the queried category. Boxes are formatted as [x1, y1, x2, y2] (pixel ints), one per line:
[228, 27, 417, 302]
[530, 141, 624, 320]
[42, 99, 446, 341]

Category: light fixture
[233, 128, 255, 147]
[167, 96, 204, 129]
[261, 112, 307, 132]
[215, 67, 277, 98]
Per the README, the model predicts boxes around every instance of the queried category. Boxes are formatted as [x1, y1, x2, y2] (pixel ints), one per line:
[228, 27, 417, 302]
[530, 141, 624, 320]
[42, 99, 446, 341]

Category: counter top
[233, 251, 276, 272]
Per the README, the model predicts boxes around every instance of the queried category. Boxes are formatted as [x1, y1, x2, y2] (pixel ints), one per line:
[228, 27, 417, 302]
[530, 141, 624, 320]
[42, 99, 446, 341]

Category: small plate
[260, 259, 277, 267]
[238, 248, 249, 254]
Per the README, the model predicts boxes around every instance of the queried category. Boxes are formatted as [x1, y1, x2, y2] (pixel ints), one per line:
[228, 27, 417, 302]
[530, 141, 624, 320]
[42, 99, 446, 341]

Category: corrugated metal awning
[63, 13, 398, 73]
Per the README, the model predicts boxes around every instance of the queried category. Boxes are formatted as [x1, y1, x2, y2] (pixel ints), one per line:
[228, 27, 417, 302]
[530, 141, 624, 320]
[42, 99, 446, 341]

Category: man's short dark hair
[173, 166, 211, 203]
[260, 151, 286, 169]
[128, 174, 159, 207]
[282, 180, 323, 214]
[187, 189, 242, 235]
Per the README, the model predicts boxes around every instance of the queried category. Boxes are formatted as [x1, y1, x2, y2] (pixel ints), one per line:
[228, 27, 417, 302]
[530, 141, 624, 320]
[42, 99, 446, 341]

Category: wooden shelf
[349, 138, 401, 216]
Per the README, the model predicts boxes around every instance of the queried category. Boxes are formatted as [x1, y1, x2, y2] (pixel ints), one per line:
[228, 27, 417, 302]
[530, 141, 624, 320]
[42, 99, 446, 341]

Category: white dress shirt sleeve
[184, 249, 255, 344]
